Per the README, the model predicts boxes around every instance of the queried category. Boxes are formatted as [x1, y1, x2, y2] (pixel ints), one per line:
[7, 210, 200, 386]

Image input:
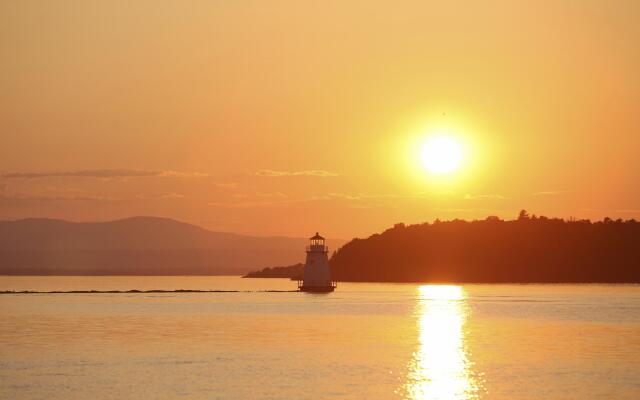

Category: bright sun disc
[420, 136, 463, 174]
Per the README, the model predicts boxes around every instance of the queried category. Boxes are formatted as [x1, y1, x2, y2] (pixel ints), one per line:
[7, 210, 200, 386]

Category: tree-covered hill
[243, 263, 304, 279]
[330, 211, 640, 283]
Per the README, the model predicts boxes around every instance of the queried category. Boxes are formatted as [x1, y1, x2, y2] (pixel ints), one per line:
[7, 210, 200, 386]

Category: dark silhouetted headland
[0, 217, 345, 275]
[330, 211, 640, 283]
[243, 263, 304, 279]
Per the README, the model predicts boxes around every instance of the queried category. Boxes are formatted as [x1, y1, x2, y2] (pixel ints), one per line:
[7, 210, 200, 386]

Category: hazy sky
[1, 0, 639, 238]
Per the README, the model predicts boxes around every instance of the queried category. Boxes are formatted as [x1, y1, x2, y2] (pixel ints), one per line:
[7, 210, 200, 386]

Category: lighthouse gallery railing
[305, 245, 329, 252]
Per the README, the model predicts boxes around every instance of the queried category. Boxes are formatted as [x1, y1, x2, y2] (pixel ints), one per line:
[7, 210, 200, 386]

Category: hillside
[243, 263, 304, 279]
[0, 217, 345, 275]
[330, 212, 640, 283]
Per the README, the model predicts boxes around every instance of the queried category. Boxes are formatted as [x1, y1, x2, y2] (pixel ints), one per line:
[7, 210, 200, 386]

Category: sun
[420, 135, 463, 174]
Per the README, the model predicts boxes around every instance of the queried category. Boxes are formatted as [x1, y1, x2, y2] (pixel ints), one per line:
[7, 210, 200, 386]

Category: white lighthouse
[298, 232, 336, 292]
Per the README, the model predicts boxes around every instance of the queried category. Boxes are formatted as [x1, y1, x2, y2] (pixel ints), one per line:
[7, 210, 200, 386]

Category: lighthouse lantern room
[298, 232, 336, 292]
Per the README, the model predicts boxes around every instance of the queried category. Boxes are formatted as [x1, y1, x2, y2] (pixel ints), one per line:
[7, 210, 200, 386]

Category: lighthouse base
[298, 285, 335, 293]
[297, 281, 337, 293]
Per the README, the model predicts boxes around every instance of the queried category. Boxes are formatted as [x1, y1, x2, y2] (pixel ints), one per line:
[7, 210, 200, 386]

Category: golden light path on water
[405, 285, 481, 400]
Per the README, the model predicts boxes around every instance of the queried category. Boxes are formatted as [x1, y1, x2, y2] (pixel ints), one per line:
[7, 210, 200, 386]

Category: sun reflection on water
[404, 285, 480, 400]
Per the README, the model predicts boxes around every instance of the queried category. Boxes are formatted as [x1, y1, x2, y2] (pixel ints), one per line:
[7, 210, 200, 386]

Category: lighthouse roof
[310, 232, 325, 240]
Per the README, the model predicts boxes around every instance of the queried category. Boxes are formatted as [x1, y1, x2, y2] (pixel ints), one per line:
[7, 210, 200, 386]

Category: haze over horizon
[2, 1, 639, 238]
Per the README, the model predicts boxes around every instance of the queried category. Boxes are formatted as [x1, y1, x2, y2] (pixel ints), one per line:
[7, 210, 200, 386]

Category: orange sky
[1, 1, 639, 238]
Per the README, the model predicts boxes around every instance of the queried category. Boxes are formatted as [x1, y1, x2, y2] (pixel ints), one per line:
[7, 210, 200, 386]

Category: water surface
[1, 276, 639, 399]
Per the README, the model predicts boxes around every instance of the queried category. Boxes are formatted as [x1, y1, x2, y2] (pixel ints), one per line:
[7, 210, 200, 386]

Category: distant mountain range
[0, 217, 346, 275]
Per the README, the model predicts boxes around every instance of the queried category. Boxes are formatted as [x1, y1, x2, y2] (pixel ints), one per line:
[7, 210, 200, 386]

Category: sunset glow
[1, 1, 639, 238]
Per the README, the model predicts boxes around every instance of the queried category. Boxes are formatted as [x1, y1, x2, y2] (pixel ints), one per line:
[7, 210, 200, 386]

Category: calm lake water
[1, 276, 639, 400]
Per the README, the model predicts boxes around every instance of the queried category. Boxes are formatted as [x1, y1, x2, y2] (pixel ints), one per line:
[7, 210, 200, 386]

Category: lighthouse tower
[298, 232, 336, 292]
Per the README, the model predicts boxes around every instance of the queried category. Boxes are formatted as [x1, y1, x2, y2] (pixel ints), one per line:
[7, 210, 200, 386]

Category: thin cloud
[255, 192, 287, 198]
[209, 192, 423, 209]
[324, 193, 415, 201]
[428, 190, 456, 196]
[233, 192, 286, 199]
[208, 201, 270, 208]
[0, 194, 120, 202]
[42, 186, 86, 194]
[209, 195, 318, 209]
[580, 208, 640, 214]
[434, 207, 505, 213]
[531, 190, 571, 196]
[157, 171, 208, 178]
[1, 169, 208, 179]
[254, 169, 341, 178]
[135, 193, 187, 200]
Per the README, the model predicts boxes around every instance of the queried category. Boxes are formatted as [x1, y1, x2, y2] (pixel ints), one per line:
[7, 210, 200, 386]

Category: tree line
[330, 211, 640, 283]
